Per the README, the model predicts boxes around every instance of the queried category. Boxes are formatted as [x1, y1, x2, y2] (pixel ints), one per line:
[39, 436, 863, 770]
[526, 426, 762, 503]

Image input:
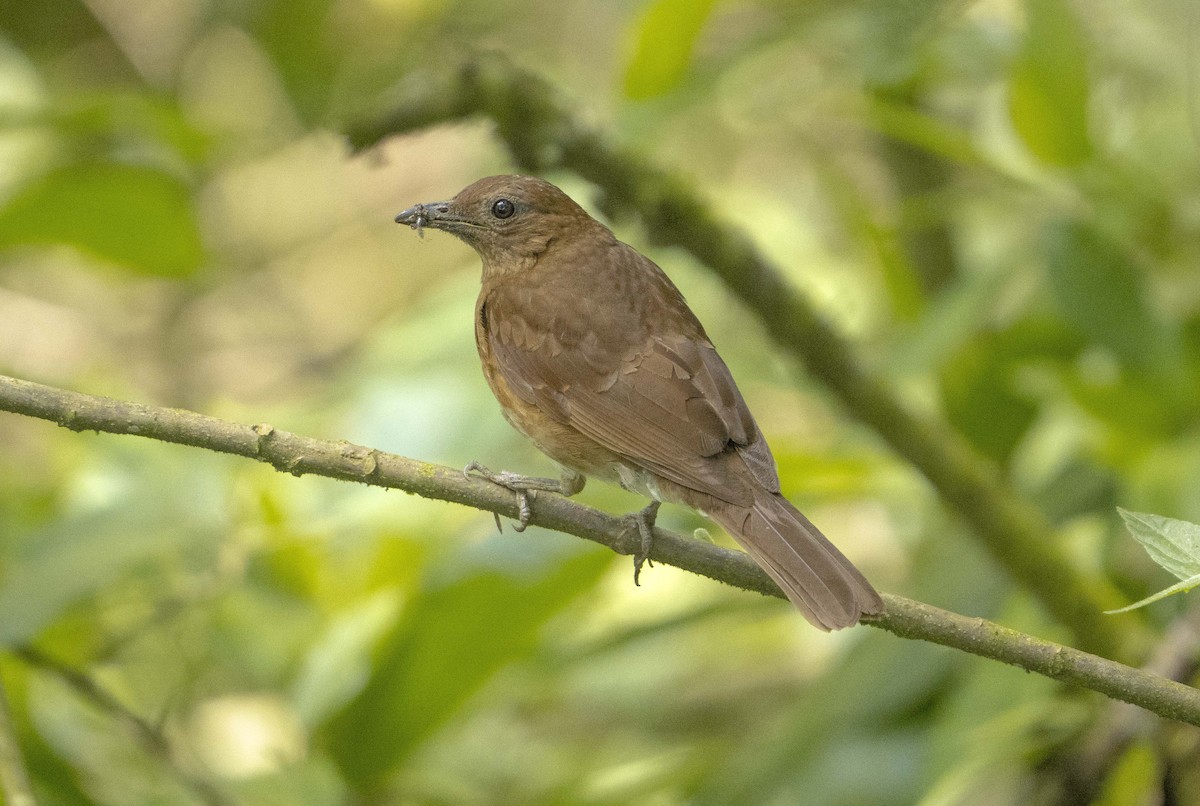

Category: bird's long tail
[708, 493, 883, 630]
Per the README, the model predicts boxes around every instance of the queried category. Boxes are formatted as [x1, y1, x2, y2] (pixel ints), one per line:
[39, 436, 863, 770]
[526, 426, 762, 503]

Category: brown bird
[396, 175, 882, 629]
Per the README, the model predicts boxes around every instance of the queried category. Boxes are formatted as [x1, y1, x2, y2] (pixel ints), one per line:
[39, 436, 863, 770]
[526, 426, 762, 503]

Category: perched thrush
[396, 175, 882, 629]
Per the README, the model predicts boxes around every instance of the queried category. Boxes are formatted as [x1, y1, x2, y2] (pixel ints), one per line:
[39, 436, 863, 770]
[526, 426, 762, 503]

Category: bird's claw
[513, 489, 532, 532]
[465, 461, 533, 531]
[463, 460, 571, 534]
[628, 501, 662, 586]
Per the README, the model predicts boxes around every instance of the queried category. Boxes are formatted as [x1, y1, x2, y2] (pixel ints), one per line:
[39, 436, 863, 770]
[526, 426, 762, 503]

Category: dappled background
[1, 0, 1199, 803]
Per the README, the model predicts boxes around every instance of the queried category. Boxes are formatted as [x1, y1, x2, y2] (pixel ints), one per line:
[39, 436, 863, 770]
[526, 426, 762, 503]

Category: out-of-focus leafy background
[1, 0, 1199, 803]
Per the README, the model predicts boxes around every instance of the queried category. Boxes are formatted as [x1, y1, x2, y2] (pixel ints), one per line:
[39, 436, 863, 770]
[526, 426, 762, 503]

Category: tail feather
[709, 493, 882, 630]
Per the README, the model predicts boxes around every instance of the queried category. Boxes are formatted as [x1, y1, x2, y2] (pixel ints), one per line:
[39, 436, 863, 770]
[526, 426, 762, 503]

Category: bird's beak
[395, 200, 456, 239]
[394, 201, 450, 226]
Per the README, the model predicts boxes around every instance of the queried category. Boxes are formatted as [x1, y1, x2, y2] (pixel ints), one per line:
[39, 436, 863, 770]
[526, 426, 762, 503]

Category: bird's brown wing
[487, 292, 780, 506]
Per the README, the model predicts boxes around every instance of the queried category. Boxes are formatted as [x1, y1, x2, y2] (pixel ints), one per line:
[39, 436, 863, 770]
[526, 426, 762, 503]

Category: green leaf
[1044, 220, 1176, 373]
[0, 447, 227, 645]
[1007, 0, 1092, 166]
[0, 0, 109, 61]
[939, 316, 1080, 464]
[623, 0, 719, 100]
[862, 220, 926, 322]
[248, 0, 339, 119]
[0, 660, 94, 805]
[1116, 508, 1200, 581]
[865, 96, 982, 167]
[0, 161, 205, 276]
[1059, 370, 1186, 438]
[1105, 508, 1200, 612]
[55, 93, 213, 167]
[322, 537, 609, 789]
[1095, 742, 1159, 805]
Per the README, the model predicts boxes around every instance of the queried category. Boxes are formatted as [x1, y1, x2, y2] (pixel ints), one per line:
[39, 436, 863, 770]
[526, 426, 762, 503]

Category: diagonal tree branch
[342, 56, 1133, 657]
[0, 374, 1196, 725]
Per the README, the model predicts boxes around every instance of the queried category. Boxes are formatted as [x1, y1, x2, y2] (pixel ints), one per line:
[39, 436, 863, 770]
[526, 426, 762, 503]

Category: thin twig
[0, 374, 1195, 725]
[343, 56, 1134, 656]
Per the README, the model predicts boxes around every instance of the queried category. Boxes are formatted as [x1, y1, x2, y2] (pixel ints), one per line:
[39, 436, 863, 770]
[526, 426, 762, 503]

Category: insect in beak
[395, 203, 431, 238]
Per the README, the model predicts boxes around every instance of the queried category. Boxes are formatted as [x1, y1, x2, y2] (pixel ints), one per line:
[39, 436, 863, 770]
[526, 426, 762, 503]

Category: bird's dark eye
[491, 198, 515, 219]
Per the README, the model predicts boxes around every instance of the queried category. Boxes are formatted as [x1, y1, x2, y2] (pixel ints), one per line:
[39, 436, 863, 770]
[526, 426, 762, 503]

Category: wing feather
[488, 293, 780, 504]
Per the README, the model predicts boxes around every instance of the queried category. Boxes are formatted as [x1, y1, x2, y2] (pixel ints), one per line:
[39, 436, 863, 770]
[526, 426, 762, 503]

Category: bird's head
[396, 175, 599, 275]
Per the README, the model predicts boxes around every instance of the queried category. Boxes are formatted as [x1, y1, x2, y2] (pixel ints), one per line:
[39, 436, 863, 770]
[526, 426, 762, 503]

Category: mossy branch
[0, 374, 1195, 725]
[343, 56, 1132, 657]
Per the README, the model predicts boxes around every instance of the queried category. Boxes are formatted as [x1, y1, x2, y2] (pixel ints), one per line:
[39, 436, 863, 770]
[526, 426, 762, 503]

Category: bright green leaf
[1007, 0, 1092, 166]
[623, 0, 718, 100]
[249, 0, 338, 120]
[1095, 741, 1159, 805]
[862, 220, 926, 322]
[1105, 508, 1200, 612]
[1116, 508, 1200, 581]
[0, 161, 205, 276]
[323, 537, 609, 789]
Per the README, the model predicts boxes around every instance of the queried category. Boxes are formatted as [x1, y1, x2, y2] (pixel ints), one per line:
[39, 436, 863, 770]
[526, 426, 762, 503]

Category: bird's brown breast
[474, 282, 630, 485]
[473, 236, 780, 506]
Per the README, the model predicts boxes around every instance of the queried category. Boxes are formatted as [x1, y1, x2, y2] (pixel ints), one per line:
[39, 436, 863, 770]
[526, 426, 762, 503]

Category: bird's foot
[464, 461, 584, 532]
[625, 501, 662, 586]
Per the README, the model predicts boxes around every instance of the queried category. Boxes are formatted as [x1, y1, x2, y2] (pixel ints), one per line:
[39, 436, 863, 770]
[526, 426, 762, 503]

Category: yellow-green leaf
[1007, 0, 1092, 166]
[623, 0, 718, 100]
[0, 161, 205, 277]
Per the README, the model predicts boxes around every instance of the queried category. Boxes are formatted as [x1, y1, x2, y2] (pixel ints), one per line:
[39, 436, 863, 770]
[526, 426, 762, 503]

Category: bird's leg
[464, 462, 585, 532]
[627, 500, 662, 586]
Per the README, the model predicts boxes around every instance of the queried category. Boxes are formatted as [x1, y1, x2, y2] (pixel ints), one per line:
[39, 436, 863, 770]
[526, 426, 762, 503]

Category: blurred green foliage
[0, 162, 204, 277]
[1, 0, 1199, 803]
[1008, 0, 1092, 167]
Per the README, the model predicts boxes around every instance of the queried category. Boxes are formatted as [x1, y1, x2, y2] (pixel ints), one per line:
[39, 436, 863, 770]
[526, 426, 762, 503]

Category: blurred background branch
[3, 374, 1198, 727]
